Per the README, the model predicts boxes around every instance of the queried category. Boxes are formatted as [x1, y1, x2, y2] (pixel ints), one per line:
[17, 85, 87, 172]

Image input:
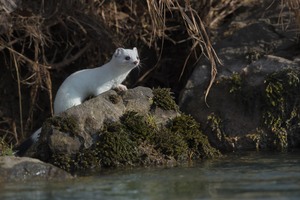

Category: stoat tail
[14, 127, 41, 157]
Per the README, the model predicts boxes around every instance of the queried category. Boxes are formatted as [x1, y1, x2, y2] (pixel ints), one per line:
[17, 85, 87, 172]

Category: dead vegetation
[282, 0, 300, 30]
[0, 0, 299, 147]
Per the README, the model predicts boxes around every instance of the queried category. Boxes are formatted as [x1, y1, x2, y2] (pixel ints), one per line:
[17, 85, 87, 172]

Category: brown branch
[51, 41, 93, 69]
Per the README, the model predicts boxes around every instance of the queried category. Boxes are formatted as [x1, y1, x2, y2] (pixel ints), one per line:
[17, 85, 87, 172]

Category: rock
[25, 86, 221, 172]
[0, 156, 72, 182]
[32, 87, 179, 158]
[27, 87, 151, 156]
[179, 20, 300, 152]
[25, 86, 220, 172]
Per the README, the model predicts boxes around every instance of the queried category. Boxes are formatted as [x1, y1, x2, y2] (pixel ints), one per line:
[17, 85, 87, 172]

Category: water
[1, 151, 300, 200]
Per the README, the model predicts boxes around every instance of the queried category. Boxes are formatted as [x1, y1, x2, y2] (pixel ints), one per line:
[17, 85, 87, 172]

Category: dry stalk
[1, 0, 222, 143]
[12, 51, 24, 139]
[174, 2, 220, 105]
[280, 0, 300, 31]
[287, 0, 300, 30]
[130, 0, 220, 104]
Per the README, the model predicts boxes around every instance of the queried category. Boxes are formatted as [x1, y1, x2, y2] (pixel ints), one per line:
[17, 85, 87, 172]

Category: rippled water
[1, 151, 300, 200]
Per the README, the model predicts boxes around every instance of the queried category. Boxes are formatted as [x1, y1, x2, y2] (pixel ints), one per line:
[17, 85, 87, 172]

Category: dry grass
[0, 0, 298, 145]
[0, 0, 116, 143]
[1, 0, 221, 144]
[97, 0, 220, 103]
[283, 0, 300, 30]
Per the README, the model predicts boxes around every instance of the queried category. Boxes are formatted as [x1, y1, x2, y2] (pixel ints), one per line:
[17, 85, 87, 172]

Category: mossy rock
[97, 122, 139, 167]
[48, 111, 220, 173]
[167, 114, 221, 159]
[152, 88, 179, 111]
[205, 68, 300, 152]
[44, 115, 79, 135]
[262, 68, 300, 150]
[153, 127, 189, 160]
[120, 111, 155, 141]
[51, 153, 77, 172]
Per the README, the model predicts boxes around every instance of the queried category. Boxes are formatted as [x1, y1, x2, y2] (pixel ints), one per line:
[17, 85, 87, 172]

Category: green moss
[50, 141, 101, 172]
[97, 122, 138, 167]
[153, 127, 188, 160]
[152, 88, 179, 111]
[145, 114, 157, 128]
[74, 147, 100, 170]
[207, 113, 224, 142]
[0, 137, 13, 156]
[217, 68, 300, 151]
[152, 114, 221, 160]
[224, 72, 258, 114]
[168, 114, 221, 159]
[263, 68, 300, 150]
[49, 111, 220, 172]
[120, 111, 155, 141]
[228, 72, 243, 94]
[44, 116, 81, 172]
[51, 153, 76, 172]
[45, 115, 79, 135]
[245, 50, 263, 63]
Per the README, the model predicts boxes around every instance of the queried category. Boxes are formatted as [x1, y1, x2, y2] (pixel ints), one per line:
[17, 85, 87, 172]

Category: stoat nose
[133, 61, 139, 65]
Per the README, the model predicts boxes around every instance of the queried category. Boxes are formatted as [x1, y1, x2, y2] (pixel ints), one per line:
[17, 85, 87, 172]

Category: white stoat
[15, 47, 140, 156]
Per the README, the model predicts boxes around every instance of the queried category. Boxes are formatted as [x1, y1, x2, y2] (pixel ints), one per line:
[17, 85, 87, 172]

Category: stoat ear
[114, 48, 124, 57]
[133, 47, 137, 53]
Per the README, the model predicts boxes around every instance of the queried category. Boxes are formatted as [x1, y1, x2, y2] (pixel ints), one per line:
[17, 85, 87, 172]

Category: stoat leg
[115, 84, 128, 91]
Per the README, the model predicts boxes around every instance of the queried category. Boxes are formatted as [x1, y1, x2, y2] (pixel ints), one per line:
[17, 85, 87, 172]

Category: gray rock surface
[0, 156, 72, 182]
[29, 86, 180, 164]
[179, 3, 300, 151]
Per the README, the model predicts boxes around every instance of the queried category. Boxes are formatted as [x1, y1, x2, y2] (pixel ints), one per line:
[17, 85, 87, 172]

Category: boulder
[0, 156, 72, 182]
[31, 86, 177, 157]
[25, 87, 219, 173]
[179, 21, 300, 152]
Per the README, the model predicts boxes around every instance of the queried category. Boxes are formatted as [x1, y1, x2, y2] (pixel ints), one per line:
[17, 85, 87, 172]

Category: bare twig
[12, 51, 24, 139]
[51, 42, 93, 69]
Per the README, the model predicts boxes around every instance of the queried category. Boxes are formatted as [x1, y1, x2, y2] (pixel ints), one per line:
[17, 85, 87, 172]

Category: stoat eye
[136, 56, 139, 60]
[125, 56, 131, 60]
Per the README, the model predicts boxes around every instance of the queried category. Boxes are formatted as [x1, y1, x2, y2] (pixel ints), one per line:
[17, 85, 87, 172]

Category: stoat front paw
[115, 84, 128, 91]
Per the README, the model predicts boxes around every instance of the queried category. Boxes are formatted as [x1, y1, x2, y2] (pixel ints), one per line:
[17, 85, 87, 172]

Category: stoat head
[112, 47, 140, 69]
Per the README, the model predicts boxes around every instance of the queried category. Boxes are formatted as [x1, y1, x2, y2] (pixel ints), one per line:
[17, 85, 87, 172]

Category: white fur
[54, 47, 140, 114]
[15, 47, 139, 155]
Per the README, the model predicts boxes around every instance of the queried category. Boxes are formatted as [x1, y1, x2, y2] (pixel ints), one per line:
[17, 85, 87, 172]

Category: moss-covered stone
[120, 111, 155, 141]
[51, 153, 76, 172]
[206, 112, 242, 152]
[211, 68, 300, 151]
[152, 88, 179, 111]
[97, 122, 138, 167]
[74, 147, 100, 170]
[207, 113, 226, 142]
[153, 127, 189, 160]
[262, 68, 300, 150]
[44, 115, 79, 135]
[48, 110, 220, 173]
[50, 139, 100, 172]
[227, 72, 243, 94]
[224, 72, 258, 113]
[152, 114, 221, 160]
[168, 114, 221, 159]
